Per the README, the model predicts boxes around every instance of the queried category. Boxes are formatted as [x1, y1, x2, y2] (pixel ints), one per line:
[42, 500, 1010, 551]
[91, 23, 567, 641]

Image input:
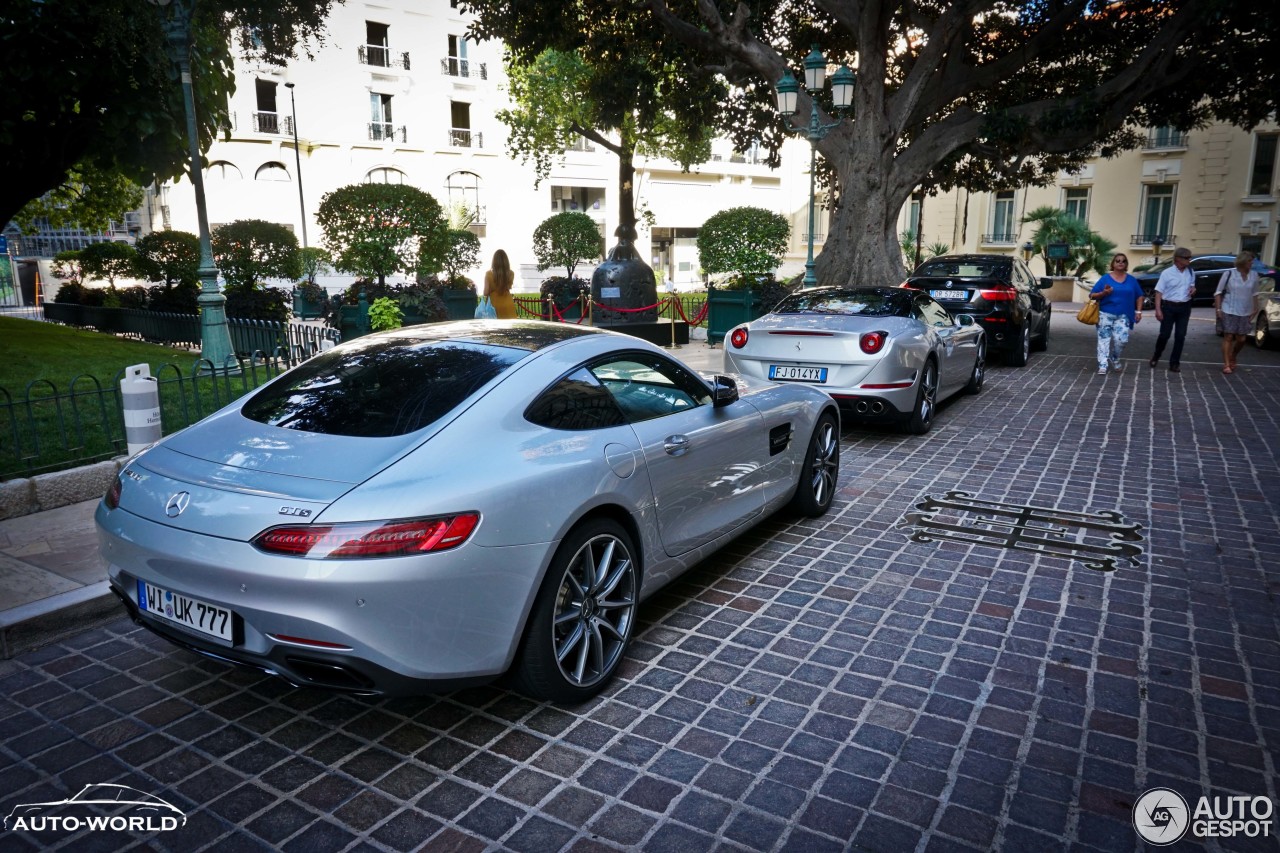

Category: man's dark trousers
[1152, 301, 1193, 367]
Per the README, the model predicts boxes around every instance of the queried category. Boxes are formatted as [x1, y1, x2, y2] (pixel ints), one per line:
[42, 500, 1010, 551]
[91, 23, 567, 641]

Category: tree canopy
[0, 0, 338, 229]
[476, 0, 1278, 284]
[315, 184, 448, 287]
[532, 212, 603, 280]
[697, 207, 790, 280]
[135, 231, 201, 290]
[78, 242, 139, 290]
[465, 1, 722, 235]
[211, 219, 302, 289]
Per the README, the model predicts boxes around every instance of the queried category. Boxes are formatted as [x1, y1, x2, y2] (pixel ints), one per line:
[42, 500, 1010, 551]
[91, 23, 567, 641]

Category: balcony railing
[1131, 234, 1177, 245]
[981, 232, 1017, 244]
[253, 112, 293, 135]
[1144, 130, 1188, 150]
[359, 45, 410, 70]
[449, 128, 483, 149]
[369, 123, 407, 143]
[440, 57, 487, 80]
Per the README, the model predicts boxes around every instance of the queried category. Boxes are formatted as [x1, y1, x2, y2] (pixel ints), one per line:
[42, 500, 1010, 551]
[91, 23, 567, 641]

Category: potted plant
[697, 206, 791, 343]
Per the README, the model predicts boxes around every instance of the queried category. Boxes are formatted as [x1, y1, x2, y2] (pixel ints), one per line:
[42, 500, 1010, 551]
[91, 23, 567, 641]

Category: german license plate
[769, 365, 828, 383]
[931, 289, 967, 300]
[137, 580, 233, 643]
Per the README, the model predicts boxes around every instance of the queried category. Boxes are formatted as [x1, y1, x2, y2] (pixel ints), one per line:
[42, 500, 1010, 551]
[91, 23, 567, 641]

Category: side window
[590, 354, 711, 423]
[921, 300, 952, 327]
[525, 368, 626, 431]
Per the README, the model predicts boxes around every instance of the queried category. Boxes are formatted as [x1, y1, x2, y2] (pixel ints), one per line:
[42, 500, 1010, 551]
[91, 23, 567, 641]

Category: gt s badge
[279, 506, 313, 518]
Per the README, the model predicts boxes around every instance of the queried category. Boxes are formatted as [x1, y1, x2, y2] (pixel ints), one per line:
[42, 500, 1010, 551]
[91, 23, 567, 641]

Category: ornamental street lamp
[776, 45, 854, 288]
[147, 0, 235, 371]
[1021, 241, 1035, 263]
[284, 82, 309, 248]
[1151, 236, 1164, 265]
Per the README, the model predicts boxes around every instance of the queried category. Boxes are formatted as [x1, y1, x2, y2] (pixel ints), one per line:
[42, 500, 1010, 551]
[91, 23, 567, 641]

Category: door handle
[664, 435, 690, 456]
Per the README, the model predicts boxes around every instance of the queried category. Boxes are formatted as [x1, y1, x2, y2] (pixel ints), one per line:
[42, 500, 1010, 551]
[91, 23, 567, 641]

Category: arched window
[255, 162, 291, 182]
[445, 171, 483, 224]
[366, 167, 407, 184]
[208, 161, 242, 182]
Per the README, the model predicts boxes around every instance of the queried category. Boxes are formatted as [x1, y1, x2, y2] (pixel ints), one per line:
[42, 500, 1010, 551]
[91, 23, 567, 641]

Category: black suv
[1135, 254, 1280, 308]
[904, 254, 1052, 366]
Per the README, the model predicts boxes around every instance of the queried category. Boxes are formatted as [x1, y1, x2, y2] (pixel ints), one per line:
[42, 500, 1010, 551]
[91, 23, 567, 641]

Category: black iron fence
[2, 358, 292, 480]
[39, 304, 337, 362]
[2, 309, 340, 479]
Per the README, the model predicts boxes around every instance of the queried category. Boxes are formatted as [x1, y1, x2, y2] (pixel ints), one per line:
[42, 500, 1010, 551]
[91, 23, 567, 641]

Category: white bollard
[120, 364, 162, 455]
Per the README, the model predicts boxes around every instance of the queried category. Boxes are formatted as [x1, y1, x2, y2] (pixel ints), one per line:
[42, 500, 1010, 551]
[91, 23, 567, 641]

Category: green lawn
[0, 316, 202, 390]
[1, 317, 279, 480]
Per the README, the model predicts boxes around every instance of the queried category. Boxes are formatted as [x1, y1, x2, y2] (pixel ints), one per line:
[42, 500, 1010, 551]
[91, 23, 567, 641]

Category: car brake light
[860, 331, 887, 354]
[730, 328, 749, 348]
[104, 476, 122, 510]
[979, 285, 1017, 300]
[253, 513, 480, 559]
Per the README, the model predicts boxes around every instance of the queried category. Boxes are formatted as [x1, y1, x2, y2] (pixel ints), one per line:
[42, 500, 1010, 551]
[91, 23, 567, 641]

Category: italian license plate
[769, 365, 828, 383]
[931, 289, 967, 300]
[137, 580, 233, 643]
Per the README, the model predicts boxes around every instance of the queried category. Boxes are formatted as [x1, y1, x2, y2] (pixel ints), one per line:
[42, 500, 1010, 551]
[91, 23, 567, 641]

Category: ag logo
[1133, 787, 1190, 845]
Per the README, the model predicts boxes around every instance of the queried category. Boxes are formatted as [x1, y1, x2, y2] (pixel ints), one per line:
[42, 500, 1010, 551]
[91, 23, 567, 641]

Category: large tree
[0, 0, 338, 229]
[519, 0, 1278, 284]
[465, 4, 722, 238]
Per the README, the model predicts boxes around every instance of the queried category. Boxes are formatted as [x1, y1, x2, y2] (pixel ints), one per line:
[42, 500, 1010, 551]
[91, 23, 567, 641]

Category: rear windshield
[774, 288, 910, 316]
[914, 259, 1010, 279]
[242, 337, 525, 437]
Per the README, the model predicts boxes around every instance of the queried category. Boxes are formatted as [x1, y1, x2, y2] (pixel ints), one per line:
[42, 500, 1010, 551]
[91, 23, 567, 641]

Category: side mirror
[955, 314, 976, 327]
[711, 375, 739, 407]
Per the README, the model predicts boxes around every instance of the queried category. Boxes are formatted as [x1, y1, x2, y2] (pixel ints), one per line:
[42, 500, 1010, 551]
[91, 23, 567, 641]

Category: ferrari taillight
[859, 331, 888, 354]
[730, 328, 749, 349]
[253, 513, 480, 559]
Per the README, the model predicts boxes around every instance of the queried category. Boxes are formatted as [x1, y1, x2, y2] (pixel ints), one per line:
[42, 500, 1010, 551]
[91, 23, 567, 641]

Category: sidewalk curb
[0, 582, 120, 659]
[0, 459, 124, 521]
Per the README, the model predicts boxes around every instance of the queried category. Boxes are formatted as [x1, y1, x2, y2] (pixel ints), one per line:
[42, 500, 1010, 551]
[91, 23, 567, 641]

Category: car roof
[370, 320, 605, 353]
[920, 253, 1014, 263]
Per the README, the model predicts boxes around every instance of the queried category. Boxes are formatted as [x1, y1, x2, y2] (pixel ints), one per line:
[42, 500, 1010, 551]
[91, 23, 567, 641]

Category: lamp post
[776, 45, 854, 288]
[284, 82, 309, 248]
[1151, 236, 1164, 265]
[147, 0, 235, 371]
[1021, 241, 1035, 263]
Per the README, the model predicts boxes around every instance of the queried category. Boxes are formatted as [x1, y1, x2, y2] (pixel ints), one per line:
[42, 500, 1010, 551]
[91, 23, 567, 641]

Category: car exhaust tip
[855, 401, 869, 414]
[871, 401, 885, 414]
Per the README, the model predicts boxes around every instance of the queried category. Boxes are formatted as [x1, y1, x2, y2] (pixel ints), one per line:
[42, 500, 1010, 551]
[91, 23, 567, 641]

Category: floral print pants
[1096, 312, 1131, 368]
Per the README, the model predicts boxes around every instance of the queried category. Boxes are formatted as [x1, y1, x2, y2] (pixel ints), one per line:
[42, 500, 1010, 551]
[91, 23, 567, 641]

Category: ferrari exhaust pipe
[855, 401, 869, 414]
[871, 402, 885, 414]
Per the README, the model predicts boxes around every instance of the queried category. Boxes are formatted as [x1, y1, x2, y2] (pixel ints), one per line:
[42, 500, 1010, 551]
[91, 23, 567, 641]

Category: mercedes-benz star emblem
[165, 492, 191, 518]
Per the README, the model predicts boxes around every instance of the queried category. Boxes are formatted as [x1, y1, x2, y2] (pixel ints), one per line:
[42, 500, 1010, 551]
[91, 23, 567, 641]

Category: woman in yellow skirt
[484, 250, 517, 319]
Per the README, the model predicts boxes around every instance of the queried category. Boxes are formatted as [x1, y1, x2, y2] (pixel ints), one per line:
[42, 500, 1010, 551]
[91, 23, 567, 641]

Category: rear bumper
[829, 395, 907, 420]
[110, 580, 489, 696]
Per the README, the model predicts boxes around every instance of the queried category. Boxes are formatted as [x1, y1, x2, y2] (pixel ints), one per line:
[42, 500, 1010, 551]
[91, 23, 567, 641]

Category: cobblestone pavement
[0, 346, 1277, 852]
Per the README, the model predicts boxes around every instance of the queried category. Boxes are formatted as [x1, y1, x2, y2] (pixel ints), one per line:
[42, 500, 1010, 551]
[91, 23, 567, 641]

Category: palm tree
[1021, 206, 1115, 278]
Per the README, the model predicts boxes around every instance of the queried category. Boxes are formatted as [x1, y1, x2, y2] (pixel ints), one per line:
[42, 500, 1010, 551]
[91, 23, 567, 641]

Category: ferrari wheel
[904, 359, 938, 434]
[787, 411, 839, 517]
[513, 520, 638, 703]
[964, 340, 986, 395]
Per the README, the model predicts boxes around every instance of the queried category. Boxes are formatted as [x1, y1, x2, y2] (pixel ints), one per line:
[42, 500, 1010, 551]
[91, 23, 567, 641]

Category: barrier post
[120, 364, 162, 455]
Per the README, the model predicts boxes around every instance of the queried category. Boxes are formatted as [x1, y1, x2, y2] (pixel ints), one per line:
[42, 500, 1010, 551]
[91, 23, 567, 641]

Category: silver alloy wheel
[807, 418, 839, 508]
[552, 533, 636, 688]
[1020, 325, 1031, 362]
[966, 340, 986, 393]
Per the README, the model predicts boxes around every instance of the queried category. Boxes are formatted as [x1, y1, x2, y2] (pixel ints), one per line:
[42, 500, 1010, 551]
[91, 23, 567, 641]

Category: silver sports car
[724, 286, 986, 433]
[96, 321, 839, 702]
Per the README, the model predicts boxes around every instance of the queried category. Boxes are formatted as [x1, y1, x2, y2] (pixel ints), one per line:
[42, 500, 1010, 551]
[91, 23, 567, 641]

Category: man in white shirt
[1148, 247, 1195, 372]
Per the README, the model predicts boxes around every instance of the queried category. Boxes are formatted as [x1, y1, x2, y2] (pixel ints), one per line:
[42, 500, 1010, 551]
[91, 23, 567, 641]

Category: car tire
[1006, 324, 1030, 367]
[787, 411, 839, 517]
[964, 340, 986, 395]
[1255, 313, 1275, 349]
[511, 519, 638, 703]
[1032, 311, 1050, 352]
[903, 359, 938, 435]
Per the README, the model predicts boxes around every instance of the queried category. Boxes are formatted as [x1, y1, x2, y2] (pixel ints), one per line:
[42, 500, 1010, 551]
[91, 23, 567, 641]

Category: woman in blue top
[1088, 253, 1145, 375]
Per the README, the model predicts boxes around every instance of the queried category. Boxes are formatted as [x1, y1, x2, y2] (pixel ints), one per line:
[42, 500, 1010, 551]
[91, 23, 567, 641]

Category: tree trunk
[817, 152, 910, 287]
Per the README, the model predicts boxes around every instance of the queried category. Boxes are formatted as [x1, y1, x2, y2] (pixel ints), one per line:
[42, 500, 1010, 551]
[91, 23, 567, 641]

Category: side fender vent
[769, 423, 792, 456]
